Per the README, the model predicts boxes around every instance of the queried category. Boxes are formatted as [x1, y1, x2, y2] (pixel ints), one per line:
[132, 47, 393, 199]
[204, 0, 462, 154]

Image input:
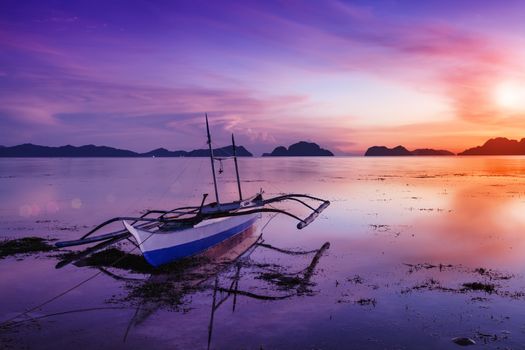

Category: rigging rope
[156, 154, 195, 204]
[208, 138, 293, 211]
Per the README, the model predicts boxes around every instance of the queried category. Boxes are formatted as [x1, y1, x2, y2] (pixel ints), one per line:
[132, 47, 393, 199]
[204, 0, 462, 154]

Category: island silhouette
[365, 146, 454, 156]
[4, 137, 525, 157]
[0, 144, 253, 157]
[262, 141, 334, 157]
[458, 137, 525, 155]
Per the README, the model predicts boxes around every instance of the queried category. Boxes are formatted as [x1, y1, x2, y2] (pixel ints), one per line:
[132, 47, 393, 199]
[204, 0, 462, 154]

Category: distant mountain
[0, 143, 139, 157]
[141, 148, 187, 157]
[365, 146, 454, 156]
[411, 148, 455, 156]
[458, 137, 525, 155]
[0, 143, 253, 157]
[264, 146, 288, 156]
[365, 146, 412, 156]
[262, 141, 334, 157]
[186, 145, 252, 157]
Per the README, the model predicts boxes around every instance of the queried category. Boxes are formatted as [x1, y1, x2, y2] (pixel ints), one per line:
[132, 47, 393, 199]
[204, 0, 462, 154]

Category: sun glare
[494, 81, 525, 111]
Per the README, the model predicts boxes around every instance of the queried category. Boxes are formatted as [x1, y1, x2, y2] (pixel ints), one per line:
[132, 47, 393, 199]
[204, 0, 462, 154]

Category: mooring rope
[0, 230, 157, 328]
[4, 307, 130, 328]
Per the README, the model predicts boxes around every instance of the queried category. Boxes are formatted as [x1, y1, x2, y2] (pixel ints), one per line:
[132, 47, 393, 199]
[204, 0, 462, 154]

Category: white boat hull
[123, 213, 260, 267]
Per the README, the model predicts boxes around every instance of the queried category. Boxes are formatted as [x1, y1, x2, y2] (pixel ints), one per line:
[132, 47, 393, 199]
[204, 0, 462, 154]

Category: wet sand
[1, 157, 525, 349]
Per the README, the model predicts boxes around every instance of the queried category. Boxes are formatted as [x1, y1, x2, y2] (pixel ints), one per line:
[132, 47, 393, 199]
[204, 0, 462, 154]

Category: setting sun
[495, 81, 525, 111]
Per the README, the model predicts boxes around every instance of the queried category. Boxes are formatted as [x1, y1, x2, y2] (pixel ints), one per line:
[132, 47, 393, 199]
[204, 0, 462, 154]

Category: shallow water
[2, 156, 525, 349]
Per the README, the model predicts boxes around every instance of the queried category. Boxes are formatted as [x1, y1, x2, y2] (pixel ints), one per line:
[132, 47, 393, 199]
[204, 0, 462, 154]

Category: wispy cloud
[1, 0, 525, 154]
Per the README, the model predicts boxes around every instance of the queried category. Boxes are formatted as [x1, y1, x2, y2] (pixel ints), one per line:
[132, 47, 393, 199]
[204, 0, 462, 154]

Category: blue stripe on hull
[143, 217, 258, 267]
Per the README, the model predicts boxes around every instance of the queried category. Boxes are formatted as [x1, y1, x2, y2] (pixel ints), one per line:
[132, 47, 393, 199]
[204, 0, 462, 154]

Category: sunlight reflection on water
[1, 156, 525, 349]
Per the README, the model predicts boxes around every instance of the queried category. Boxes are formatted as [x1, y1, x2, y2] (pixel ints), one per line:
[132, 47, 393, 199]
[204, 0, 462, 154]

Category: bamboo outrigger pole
[205, 113, 220, 207]
[232, 133, 243, 201]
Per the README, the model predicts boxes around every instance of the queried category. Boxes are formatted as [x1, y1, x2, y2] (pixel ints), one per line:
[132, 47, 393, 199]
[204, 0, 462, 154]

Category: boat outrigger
[55, 114, 330, 267]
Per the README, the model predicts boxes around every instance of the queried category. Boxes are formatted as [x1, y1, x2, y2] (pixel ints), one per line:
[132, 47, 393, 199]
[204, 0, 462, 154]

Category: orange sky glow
[2, 1, 525, 155]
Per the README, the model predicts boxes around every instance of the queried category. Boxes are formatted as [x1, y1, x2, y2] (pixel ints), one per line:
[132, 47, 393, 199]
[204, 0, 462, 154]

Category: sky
[1, 0, 525, 155]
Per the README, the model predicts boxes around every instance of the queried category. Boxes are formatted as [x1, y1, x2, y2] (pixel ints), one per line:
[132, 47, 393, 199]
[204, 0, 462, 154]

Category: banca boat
[56, 115, 330, 267]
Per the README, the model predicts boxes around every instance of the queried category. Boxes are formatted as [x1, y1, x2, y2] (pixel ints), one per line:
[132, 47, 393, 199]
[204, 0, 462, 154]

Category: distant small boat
[56, 114, 330, 267]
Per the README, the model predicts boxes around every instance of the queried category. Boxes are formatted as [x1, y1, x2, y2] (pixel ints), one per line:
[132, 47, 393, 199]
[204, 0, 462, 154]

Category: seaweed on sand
[403, 279, 500, 296]
[256, 272, 312, 291]
[461, 282, 496, 294]
[401, 263, 519, 298]
[403, 262, 455, 274]
[355, 298, 376, 306]
[0, 237, 55, 259]
[255, 242, 330, 294]
[473, 268, 512, 280]
[121, 280, 195, 310]
[347, 275, 364, 284]
[401, 278, 456, 294]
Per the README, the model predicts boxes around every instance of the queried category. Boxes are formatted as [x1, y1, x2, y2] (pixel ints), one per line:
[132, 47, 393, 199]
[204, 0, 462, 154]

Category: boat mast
[231, 134, 243, 201]
[205, 113, 220, 206]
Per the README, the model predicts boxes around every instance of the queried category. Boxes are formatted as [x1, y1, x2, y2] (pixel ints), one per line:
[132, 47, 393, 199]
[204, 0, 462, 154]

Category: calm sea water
[2, 157, 525, 349]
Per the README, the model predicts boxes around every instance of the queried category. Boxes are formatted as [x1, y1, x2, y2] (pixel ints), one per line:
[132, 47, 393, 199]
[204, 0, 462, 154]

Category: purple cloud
[2, 0, 525, 154]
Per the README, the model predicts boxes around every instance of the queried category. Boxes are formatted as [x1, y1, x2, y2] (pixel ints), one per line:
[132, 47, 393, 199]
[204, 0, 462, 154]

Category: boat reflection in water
[65, 224, 330, 348]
